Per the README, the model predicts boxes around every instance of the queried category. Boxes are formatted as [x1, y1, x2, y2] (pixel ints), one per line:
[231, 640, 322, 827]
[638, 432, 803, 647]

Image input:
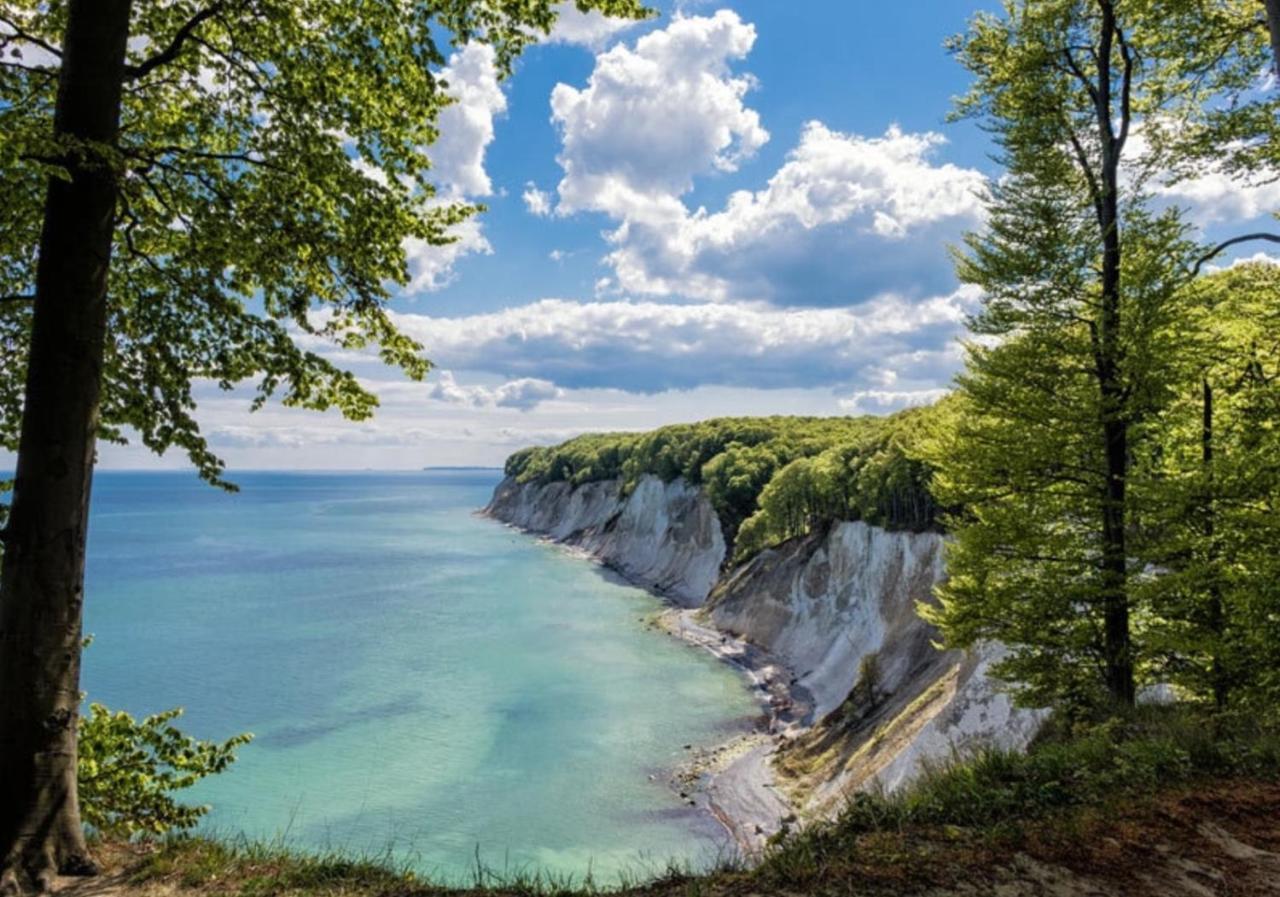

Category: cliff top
[501, 407, 945, 560]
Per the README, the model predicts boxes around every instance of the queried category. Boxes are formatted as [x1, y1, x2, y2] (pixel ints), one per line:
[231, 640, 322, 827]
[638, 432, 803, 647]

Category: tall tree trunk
[1264, 0, 1280, 80]
[1094, 0, 1135, 708]
[0, 1, 132, 892]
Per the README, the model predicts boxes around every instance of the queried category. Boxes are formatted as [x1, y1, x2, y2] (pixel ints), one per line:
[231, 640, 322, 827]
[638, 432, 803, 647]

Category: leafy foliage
[925, 0, 1205, 710]
[1137, 263, 1280, 709]
[0, 0, 649, 486]
[78, 703, 251, 838]
[505, 409, 943, 558]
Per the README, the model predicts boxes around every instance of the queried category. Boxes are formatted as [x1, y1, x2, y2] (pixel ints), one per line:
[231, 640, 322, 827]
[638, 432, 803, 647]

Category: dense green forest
[504, 406, 942, 559]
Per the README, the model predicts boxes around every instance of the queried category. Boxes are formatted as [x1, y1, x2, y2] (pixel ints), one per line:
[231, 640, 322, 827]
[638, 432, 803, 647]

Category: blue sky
[67, 1, 1280, 470]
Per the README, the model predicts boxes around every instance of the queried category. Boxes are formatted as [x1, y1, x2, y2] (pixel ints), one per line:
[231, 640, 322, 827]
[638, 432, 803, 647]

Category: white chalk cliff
[485, 474, 1044, 822]
[486, 474, 726, 607]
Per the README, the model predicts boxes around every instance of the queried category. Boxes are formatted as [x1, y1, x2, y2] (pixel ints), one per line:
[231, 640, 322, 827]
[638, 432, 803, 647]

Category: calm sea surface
[80, 470, 758, 884]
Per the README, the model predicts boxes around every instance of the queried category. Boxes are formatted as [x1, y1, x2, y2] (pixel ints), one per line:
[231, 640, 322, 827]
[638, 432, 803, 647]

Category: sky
[20, 0, 1280, 472]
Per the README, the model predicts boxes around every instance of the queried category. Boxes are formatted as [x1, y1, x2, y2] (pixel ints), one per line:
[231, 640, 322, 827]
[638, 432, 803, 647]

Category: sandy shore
[656, 608, 813, 854]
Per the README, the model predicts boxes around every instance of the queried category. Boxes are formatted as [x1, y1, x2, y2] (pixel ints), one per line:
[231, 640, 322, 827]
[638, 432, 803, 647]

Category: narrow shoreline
[477, 508, 813, 856]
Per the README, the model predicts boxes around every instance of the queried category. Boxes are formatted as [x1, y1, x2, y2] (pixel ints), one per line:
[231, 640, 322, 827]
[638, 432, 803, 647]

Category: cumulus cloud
[838, 388, 951, 414]
[388, 288, 981, 393]
[523, 182, 553, 216]
[546, 12, 985, 303]
[426, 370, 564, 411]
[603, 122, 989, 302]
[402, 42, 506, 291]
[1203, 250, 1280, 273]
[550, 10, 769, 218]
[404, 218, 493, 293]
[1126, 126, 1280, 227]
[433, 42, 506, 197]
[1154, 168, 1280, 225]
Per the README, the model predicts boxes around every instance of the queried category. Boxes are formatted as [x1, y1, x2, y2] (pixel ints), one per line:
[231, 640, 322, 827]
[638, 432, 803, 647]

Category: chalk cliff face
[486, 475, 1043, 818]
[706, 521, 947, 719]
[485, 474, 725, 607]
[705, 520, 1043, 814]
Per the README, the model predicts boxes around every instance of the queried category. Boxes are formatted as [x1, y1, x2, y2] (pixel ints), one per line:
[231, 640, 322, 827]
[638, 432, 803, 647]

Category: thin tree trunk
[1202, 378, 1227, 709]
[0, 1, 132, 892]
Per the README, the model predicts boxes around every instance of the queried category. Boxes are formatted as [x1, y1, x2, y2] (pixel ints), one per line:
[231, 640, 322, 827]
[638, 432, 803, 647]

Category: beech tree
[924, 0, 1200, 710]
[0, 0, 646, 891]
[927, 0, 1278, 712]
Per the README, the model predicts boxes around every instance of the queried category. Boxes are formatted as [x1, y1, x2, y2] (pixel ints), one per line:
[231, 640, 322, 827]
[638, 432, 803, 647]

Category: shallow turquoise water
[81, 470, 759, 884]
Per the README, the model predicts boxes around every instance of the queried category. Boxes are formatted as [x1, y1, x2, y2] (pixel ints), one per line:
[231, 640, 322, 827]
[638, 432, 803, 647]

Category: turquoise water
[80, 471, 759, 884]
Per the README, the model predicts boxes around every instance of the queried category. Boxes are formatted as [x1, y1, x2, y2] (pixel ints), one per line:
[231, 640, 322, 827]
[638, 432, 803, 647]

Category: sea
[78, 470, 759, 884]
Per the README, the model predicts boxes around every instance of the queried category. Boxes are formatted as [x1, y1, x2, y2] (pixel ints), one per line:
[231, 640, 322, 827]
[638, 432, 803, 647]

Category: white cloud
[1203, 250, 1280, 273]
[1155, 168, 1280, 225]
[601, 122, 989, 302]
[544, 1, 642, 49]
[404, 218, 492, 292]
[1127, 125, 1280, 227]
[426, 370, 564, 411]
[389, 287, 981, 392]
[550, 10, 769, 218]
[433, 42, 506, 198]
[839, 388, 950, 414]
[402, 42, 506, 292]
[546, 12, 985, 304]
[523, 182, 553, 216]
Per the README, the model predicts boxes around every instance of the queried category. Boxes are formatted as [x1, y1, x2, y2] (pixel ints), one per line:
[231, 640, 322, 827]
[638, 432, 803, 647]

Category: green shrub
[78, 702, 252, 838]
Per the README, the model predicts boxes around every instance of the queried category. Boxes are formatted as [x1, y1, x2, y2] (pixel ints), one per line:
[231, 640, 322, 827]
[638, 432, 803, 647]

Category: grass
[102, 705, 1280, 897]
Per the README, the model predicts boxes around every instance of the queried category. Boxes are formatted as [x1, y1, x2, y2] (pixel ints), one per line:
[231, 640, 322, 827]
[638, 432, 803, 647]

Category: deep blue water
[77, 470, 758, 884]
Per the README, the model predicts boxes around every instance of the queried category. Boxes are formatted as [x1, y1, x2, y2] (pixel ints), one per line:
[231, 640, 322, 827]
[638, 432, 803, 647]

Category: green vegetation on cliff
[503, 407, 943, 559]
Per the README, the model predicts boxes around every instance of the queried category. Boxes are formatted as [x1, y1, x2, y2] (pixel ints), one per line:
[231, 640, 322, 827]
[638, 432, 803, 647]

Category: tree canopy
[0, 0, 648, 486]
[504, 408, 943, 559]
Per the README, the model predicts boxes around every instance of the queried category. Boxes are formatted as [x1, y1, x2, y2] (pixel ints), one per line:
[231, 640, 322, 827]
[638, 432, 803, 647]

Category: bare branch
[1061, 47, 1101, 107]
[0, 14, 63, 59]
[1190, 233, 1280, 277]
[123, 2, 227, 81]
[1061, 115, 1105, 229]
[125, 144, 282, 172]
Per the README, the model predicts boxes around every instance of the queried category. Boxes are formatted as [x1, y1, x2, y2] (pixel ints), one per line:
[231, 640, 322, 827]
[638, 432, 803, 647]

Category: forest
[504, 408, 940, 557]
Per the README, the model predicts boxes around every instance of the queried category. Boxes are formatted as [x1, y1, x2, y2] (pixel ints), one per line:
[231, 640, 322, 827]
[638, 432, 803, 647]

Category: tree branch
[0, 14, 63, 59]
[0, 294, 35, 306]
[123, 2, 227, 81]
[1191, 233, 1280, 277]
[1114, 24, 1134, 156]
